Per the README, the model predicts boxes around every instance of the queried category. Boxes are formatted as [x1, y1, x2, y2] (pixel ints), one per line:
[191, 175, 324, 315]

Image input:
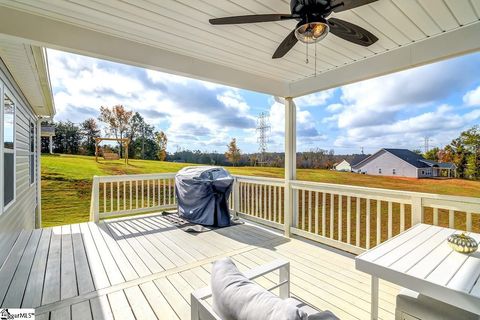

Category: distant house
[334, 154, 369, 172]
[351, 149, 456, 178]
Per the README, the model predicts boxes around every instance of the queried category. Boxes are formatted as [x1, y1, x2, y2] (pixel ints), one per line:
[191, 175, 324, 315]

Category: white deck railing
[89, 173, 177, 222]
[90, 172, 480, 254]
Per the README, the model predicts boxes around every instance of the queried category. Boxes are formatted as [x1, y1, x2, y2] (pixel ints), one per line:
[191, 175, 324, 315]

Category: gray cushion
[211, 258, 339, 320]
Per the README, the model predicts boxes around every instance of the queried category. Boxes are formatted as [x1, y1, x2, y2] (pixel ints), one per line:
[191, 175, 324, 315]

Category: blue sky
[47, 49, 480, 154]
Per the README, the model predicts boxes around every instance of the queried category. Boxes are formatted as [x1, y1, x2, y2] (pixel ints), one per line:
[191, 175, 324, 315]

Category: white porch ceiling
[0, 0, 479, 97]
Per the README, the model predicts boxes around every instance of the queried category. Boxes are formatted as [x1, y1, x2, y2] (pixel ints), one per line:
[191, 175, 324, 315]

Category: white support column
[284, 97, 296, 237]
[49, 135, 53, 154]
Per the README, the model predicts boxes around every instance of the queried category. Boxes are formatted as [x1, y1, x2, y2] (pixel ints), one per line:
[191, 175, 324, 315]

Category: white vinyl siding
[354, 150, 419, 178]
[0, 57, 38, 265]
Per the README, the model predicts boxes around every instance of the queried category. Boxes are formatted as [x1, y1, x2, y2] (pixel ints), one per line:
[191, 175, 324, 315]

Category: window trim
[30, 120, 36, 186]
[2, 87, 16, 213]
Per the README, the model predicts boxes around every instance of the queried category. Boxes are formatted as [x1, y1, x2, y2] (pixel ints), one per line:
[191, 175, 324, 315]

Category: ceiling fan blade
[272, 30, 298, 59]
[328, 18, 378, 46]
[209, 14, 293, 25]
[331, 0, 378, 13]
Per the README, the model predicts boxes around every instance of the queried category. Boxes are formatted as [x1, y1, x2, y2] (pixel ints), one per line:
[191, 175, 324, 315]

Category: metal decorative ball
[447, 233, 478, 254]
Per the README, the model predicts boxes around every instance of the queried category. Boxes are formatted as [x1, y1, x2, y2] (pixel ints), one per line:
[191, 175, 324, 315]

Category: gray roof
[350, 154, 369, 166]
[383, 149, 430, 168]
[353, 148, 456, 170]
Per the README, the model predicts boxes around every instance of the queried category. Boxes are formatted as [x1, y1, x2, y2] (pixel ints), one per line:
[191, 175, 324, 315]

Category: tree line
[423, 126, 480, 179]
[42, 105, 168, 161]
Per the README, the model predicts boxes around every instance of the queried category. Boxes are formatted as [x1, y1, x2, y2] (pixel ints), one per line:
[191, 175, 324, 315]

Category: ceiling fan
[209, 0, 379, 59]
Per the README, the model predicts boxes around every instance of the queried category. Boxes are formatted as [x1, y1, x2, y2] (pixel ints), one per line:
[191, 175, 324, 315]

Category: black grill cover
[175, 166, 234, 227]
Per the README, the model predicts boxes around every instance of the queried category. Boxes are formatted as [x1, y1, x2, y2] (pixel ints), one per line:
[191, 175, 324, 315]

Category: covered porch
[1, 0, 480, 319]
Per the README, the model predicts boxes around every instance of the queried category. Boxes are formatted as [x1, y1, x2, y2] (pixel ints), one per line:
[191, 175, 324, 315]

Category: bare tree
[98, 105, 132, 157]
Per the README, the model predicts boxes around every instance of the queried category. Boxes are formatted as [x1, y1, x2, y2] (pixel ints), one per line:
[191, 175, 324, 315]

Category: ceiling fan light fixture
[294, 20, 329, 44]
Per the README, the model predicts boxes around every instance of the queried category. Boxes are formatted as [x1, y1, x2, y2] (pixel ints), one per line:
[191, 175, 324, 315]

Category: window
[3, 92, 15, 208]
[392, 169, 396, 175]
[378, 168, 382, 174]
[421, 170, 425, 175]
[30, 121, 35, 185]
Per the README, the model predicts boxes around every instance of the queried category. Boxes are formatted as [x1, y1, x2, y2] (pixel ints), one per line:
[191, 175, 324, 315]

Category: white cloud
[294, 89, 335, 107]
[463, 85, 480, 106]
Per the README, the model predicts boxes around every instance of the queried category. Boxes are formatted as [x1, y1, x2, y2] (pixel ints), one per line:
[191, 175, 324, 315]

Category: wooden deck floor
[0, 213, 399, 320]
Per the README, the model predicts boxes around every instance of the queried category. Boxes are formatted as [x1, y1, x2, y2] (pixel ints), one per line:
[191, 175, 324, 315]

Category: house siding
[0, 58, 37, 266]
[335, 160, 351, 171]
[354, 150, 419, 178]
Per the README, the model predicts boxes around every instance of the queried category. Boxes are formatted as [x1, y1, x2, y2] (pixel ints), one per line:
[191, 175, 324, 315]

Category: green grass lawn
[41, 154, 480, 227]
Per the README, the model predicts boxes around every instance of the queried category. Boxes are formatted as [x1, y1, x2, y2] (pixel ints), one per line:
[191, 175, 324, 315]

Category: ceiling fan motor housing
[290, 0, 334, 20]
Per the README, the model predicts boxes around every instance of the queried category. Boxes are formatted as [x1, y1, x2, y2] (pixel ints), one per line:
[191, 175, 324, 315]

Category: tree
[424, 147, 440, 161]
[53, 121, 81, 154]
[81, 118, 100, 156]
[461, 126, 480, 179]
[225, 138, 241, 166]
[155, 131, 168, 161]
[98, 105, 132, 157]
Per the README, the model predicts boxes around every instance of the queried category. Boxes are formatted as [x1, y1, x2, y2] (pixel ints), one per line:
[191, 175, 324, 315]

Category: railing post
[411, 196, 424, 225]
[90, 176, 100, 223]
[233, 177, 240, 219]
[284, 97, 296, 237]
[279, 262, 290, 299]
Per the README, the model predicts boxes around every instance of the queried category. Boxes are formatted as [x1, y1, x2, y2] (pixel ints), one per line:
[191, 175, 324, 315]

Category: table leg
[371, 275, 379, 320]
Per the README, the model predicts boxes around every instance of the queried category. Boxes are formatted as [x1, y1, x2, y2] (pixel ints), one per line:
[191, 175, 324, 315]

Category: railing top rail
[290, 180, 480, 205]
[94, 172, 176, 183]
[233, 174, 285, 186]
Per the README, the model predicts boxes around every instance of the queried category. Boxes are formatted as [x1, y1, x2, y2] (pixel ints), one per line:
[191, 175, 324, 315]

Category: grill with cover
[175, 166, 234, 227]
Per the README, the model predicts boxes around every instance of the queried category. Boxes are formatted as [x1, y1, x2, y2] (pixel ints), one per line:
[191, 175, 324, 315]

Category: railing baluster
[388, 201, 393, 239]
[338, 195, 342, 241]
[141, 180, 145, 208]
[147, 179, 150, 207]
[268, 185, 272, 221]
[117, 181, 120, 211]
[110, 182, 113, 212]
[347, 196, 351, 244]
[433, 207, 439, 226]
[322, 192, 326, 236]
[356, 197, 360, 247]
[330, 194, 334, 238]
[466, 212, 472, 232]
[301, 189, 306, 230]
[256, 184, 260, 217]
[163, 179, 166, 206]
[168, 178, 172, 206]
[278, 186, 282, 224]
[263, 185, 267, 219]
[366, 199, 371, 249]
[251, 184, 254, 215]
[103, 182, 106, 213]
[315, 192, 319, 235]
[449, 209, 454, 228]
[376, 200, 381, 245]
[152, 179, 155, 207]
[136, 180, 138, 209]
[130, 180, 133, 210]
[400, 203, 405, 232]
[123, 181, 126, 211]
[308, 191, 312, 233]
[274, 186, 277, 222]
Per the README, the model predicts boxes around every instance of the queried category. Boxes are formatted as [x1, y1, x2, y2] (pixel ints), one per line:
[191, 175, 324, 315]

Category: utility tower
[256, 112, 271, 166]
[424, 137, 430, 154]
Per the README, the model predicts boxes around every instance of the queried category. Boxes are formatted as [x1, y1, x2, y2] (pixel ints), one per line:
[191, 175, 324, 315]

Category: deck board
[0, 213, 399, 320]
